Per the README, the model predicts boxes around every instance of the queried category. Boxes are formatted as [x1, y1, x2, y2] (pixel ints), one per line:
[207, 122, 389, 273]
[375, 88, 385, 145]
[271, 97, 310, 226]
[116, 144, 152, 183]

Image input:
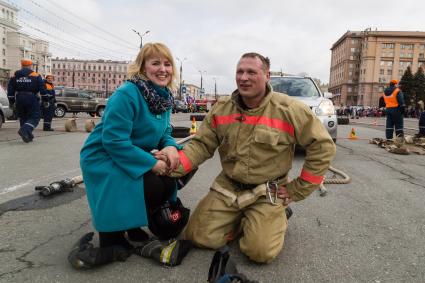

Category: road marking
[0, 179, 33, 195]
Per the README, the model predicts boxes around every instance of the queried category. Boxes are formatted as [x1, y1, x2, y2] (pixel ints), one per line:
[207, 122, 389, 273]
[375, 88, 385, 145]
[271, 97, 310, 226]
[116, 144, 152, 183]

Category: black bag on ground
[208, 246, 258, 283]
[148, 197, 190, 240]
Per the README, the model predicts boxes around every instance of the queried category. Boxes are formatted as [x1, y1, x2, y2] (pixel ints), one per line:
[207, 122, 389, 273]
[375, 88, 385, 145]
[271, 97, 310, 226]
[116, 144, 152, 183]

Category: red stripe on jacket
[212, 114, 294, 136]
[300, 169, 324, 184]
[178, 151, 193, 173]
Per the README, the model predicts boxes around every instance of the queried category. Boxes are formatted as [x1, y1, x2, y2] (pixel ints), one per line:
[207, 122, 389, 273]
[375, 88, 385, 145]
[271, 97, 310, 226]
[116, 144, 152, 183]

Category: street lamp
[132, 29, 150, 49]
[176, 57, 187, 100]
[199, 70, 206, 98]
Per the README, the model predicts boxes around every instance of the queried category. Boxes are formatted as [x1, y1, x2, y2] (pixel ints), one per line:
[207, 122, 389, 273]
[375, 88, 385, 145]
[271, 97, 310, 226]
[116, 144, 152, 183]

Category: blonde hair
[127, 42, 177, 89]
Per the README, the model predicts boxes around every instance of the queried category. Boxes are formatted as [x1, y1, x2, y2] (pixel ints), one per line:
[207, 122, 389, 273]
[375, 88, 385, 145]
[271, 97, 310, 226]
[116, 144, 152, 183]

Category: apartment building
[52, 58, 130, 95]
[6, 31, 52, 76]
[329, 29, 425, 107]
[0, 0, 18, 87]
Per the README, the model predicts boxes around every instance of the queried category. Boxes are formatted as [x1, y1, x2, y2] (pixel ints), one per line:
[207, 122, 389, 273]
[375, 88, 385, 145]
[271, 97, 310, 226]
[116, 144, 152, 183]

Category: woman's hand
[152, 160, 169, 176]
[156, 146, 180, 172]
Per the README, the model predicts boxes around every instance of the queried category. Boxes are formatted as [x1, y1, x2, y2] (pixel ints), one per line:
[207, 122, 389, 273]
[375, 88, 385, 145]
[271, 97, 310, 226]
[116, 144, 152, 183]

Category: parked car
[173, 99, 188, 113]
[269, 76, 337, 142]
[54, 86, 107, 118]
[0, 85, 13, 128]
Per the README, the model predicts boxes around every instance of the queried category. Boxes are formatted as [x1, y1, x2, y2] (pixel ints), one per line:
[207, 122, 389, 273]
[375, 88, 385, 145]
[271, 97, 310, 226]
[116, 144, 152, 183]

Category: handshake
[152, 146, 180, 176]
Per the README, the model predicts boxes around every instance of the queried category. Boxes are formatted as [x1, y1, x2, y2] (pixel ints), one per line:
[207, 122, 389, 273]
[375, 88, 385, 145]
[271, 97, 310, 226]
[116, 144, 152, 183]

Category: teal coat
[80, 81, 180, 232]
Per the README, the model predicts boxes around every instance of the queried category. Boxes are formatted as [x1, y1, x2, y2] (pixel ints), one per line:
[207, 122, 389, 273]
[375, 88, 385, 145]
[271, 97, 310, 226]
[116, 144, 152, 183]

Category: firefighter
[166, 52, 336, 263]
[382, 79, 405, 140]
[41, 74, 56, 131]
[7, 59, 46, 142]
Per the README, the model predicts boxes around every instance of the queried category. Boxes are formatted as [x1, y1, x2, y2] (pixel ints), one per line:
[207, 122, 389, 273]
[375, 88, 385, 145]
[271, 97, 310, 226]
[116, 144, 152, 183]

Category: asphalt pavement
[0, 114, 424, 282]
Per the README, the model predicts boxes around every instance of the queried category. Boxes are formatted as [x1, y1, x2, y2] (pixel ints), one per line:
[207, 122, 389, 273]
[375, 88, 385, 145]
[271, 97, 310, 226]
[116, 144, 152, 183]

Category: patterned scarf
[127, 76, 173, 115]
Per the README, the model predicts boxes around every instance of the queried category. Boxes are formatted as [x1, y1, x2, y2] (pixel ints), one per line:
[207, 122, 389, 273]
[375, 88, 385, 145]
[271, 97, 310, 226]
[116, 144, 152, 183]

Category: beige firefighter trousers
[184, 189, 288, 263]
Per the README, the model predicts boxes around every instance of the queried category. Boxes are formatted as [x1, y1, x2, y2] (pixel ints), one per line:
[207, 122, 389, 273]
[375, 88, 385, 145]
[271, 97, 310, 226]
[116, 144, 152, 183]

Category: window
[387, 70, 392, 75]
[2, 38, 5, 44]
[2, 59, 5, 67]
[400, 44, 413, 50]
[380, 69, 384, 75]
[382, 43, 395, 49]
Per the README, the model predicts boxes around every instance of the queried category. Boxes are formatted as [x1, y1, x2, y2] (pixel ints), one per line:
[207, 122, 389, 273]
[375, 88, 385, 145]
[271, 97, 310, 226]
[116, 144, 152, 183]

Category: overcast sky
[10, 0, 425, 94]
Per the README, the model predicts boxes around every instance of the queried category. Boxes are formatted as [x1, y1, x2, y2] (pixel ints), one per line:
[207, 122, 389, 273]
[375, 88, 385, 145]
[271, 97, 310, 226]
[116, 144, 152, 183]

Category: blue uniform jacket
[7, 68, 46, 103]
[80, 81, 181, 232]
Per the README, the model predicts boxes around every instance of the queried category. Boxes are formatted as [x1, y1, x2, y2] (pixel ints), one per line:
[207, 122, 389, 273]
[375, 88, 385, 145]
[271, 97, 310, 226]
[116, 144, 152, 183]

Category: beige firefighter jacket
[174, 84, 336, 203]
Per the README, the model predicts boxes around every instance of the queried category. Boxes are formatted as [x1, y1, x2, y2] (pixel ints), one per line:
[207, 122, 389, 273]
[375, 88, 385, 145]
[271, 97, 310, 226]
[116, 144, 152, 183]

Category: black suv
[54, 87, 107, 118]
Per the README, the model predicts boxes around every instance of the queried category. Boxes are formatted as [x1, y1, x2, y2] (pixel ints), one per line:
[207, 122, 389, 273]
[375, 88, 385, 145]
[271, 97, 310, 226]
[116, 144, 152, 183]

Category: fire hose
[318, 166, 351, 196]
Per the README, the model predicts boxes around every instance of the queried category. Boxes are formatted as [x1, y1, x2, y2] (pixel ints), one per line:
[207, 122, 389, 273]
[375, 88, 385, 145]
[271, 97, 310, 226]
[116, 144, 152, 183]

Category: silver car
[0, 85, 13, 129]
[270, 76, 337, 142]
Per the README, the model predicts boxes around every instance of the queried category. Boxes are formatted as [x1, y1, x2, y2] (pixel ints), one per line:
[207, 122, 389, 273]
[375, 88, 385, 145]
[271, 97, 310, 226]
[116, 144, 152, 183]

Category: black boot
[134, 238, 192, 267]
[18, 128, 32, 143]
[126, 228, 150, 242]
[68, 232, 133, 270]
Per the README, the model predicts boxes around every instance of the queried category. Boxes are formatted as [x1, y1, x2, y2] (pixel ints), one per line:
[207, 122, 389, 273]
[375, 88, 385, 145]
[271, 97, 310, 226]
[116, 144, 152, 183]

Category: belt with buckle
[227, 177, 258, 191]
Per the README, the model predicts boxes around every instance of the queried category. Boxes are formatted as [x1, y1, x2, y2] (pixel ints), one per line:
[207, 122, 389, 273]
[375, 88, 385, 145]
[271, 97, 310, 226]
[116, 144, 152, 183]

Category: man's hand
[155, 146, 180, 172]
[277, 185, 293, 205]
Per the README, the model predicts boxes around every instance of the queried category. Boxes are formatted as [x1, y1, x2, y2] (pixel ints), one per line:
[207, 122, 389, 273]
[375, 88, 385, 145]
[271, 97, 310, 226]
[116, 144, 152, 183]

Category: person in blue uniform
[7, 59, 46, 142]
[41, 74, 56, 131]
[382, 79, 405, 140]
[79, 43, 181, 265]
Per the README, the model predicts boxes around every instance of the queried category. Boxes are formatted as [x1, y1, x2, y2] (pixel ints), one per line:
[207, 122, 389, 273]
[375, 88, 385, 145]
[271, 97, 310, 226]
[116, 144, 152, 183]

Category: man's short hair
[240, 52, 270, 72]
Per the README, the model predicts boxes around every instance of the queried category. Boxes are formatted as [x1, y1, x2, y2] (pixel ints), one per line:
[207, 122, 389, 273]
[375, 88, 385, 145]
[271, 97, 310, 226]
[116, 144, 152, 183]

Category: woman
[80, 43, 181, 257]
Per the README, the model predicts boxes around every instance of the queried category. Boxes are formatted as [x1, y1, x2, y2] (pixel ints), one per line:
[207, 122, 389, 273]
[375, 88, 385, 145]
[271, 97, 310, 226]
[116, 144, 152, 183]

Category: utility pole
[132, 29, 150, 49]
[72, 65, 75, 87]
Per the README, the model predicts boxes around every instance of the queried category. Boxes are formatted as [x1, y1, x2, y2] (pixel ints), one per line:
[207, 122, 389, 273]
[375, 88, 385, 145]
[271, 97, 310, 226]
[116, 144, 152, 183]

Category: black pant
[99, 171, 175, 248]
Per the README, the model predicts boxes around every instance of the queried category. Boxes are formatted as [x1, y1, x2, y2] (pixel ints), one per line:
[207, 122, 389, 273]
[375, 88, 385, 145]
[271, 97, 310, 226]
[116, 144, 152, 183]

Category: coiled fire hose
[318, 166, 351, 196]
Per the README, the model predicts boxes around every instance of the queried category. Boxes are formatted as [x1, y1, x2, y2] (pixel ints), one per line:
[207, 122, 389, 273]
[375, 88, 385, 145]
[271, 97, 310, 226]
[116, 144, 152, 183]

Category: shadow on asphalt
[0, 185, 86, 216]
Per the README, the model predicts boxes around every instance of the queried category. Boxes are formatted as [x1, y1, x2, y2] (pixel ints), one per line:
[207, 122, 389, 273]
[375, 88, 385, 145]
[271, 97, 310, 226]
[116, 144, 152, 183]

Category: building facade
[0, 0, 18, 88]
[6, 31, 52, 76]
[329, 30, 425, 107]
[51, 58, 130, 96]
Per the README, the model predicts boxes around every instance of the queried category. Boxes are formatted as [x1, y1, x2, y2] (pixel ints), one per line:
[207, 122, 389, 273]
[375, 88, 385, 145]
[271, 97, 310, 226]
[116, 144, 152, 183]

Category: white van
[0, 85, 13, 128]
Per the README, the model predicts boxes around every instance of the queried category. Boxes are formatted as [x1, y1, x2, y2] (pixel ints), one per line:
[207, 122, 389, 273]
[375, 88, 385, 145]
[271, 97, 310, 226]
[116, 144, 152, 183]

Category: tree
[399, 66, 414, 106]
[413, 67, 425, 105]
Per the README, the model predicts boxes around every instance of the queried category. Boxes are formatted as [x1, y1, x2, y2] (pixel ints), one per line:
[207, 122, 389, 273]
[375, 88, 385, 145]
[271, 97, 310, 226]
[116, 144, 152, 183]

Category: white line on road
[0, 179, 34, 195]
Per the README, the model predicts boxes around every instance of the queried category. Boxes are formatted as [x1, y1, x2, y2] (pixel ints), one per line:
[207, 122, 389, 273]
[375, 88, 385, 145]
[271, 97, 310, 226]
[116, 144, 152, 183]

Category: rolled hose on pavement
[323, 166, 351, 184]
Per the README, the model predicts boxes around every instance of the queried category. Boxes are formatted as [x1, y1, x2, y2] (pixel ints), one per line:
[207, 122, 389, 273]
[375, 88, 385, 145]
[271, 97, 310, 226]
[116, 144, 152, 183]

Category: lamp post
[132, 29, 150, 49]
[199, 70, 206, 99]
[176, 57, 187, 100]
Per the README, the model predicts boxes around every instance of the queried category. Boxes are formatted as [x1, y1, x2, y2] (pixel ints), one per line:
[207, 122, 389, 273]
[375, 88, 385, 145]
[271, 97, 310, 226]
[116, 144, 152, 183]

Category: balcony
[0, 18, 19, 30]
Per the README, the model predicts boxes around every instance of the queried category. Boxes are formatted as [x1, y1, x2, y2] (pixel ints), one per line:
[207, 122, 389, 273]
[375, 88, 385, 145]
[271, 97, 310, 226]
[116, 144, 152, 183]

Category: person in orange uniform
[382, 79, 405, 140]
[41, 74, 56, 131]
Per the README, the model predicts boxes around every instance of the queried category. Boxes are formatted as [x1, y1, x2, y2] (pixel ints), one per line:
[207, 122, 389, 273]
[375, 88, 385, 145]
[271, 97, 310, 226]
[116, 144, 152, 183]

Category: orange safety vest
[383, 88, 400, 108]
